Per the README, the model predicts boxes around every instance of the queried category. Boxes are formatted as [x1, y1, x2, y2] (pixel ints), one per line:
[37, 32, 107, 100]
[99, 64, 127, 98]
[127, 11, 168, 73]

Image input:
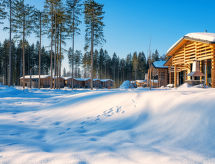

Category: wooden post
[158, 70, 160, 87]
[147, 69, 150, 87]
[200, 60, 202, 82]
[174, 65, 177, 88]
[212, 58, 215, 88]
[205, 60, 208, 86]
[177, 71, 179, 86]
[169, 67, 172, 84]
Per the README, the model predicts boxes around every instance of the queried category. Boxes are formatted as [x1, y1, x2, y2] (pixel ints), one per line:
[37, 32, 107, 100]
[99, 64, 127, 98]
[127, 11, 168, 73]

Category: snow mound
[120, 80, 135, 89]
[178, 83, 191, 89]
[1, 86, 215, 163]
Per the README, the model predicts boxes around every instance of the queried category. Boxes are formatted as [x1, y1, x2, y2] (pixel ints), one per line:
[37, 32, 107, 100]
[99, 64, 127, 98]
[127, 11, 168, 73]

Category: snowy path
[0, 86, 215, 164]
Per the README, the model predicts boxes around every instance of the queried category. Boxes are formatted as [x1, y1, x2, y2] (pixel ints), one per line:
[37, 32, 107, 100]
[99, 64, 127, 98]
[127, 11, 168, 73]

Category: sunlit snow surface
[0, 85, 215, 164]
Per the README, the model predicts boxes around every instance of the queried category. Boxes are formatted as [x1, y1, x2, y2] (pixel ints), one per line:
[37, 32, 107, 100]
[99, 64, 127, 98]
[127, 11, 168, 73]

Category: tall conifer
[84, 0, 105, 90]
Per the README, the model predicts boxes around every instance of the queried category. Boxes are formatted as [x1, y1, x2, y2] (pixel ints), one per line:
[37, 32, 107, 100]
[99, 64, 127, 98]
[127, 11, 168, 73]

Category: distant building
[64, 78, 114, 89]
[20, 75, 51, 88]
[148, 61, 168, 88]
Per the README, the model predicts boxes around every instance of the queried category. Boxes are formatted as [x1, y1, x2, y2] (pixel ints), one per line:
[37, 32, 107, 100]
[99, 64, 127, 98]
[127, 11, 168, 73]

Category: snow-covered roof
[152, 61, 168, 69]
[100, 79, 113, 82]
[74, 78, 90, 81]
[167, 32, 215, 54]
[20, 75, 50, 79]
[52, 76, 65, 79]
[185, 32, 215, 43]
[62, 76, 72, 80]
[63, 78, 114, 82]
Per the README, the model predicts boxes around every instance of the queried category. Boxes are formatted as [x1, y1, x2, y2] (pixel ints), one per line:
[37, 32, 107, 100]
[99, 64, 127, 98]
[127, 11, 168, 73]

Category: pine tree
[126, 54, 132, 80]
[132, 52, 138, 80]
[84, 0, 105, 90]
[13, 0, 34, 89]
[63, 67, 66, 76]
[137, 52, 147, 80]
[152, 49, 159, 62]
[66, 0, 82, 89]
[2, 0, 16, 86]
[111, 53, 117, 84]
[0, 1, 6, 25]
[74, 50, 82, 77]
[98, 48, 105, 79]
[33, 10, 45, 89]
[44, 0, 56, 88]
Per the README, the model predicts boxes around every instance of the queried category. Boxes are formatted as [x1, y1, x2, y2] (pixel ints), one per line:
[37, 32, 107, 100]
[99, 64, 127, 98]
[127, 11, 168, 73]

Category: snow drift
[120, 80, 135, 89]
[0, 85, 215, 164]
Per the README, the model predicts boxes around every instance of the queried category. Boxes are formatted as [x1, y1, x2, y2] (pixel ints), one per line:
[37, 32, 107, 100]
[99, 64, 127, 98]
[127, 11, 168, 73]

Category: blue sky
[1, 0, 215, 71]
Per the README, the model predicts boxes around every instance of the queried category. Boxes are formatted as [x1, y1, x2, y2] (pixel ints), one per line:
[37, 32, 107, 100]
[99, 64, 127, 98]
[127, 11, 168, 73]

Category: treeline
[0, 38, 164, 87]
[0, 40, 50, 85]
[0, 0, 164, 89]
[66, 48, 164, 87]
[0, 0, 106, 89]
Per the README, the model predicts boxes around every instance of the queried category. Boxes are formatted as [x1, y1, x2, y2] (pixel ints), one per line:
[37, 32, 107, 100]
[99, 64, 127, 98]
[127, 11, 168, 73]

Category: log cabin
[20, 75, 51, 88]
[65, 78, 114, 89]
[93, 79, 102, 88]
[100, 79, 114, 88]
[148, 61, 168, 88]
[53, 76, 65, 88]
[65, 78, 91, 88]
[165, 32, 215, 87]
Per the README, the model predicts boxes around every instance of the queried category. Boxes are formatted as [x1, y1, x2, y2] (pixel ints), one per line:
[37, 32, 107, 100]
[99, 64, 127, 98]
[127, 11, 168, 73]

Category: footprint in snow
[116, 106, 122, 113]
[89, 138, 97, 141]
[53, 121, 61, 126]
[58, 132, 65, 135]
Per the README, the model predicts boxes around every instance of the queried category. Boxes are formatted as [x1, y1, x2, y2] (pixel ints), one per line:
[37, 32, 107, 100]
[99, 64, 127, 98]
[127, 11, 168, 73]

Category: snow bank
[120, 80, 135, 89]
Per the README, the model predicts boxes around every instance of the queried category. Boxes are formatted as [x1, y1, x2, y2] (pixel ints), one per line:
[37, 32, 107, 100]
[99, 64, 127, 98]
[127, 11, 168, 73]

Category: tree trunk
[38, 12, 41, 89]
[56, 30, 59, 89]
[90, 26, 94, 90]
[22, 14, 25, 89]
[54, 12, 57, 89]
[59, 24, 62, 89]
[50, 4, 54, 89]
[72, 8, 75, 90]
[8, 0, 12, 86]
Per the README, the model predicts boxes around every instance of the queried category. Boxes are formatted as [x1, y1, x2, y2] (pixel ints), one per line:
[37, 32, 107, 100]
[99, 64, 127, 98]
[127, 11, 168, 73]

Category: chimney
[187, 60, 205, 77]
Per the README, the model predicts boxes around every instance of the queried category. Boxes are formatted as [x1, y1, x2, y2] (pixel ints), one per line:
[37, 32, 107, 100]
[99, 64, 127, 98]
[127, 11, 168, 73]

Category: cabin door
[179, 71, 185, 85]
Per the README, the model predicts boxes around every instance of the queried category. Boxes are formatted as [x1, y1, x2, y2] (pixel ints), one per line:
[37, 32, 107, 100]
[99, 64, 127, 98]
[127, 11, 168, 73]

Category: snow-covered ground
[0, 85, 215, 164]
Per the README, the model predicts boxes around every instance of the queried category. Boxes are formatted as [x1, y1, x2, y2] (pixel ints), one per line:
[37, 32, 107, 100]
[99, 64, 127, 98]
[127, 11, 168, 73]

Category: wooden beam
[174, 65, 177, 88]
[169, 67, 172, 84]
[200, 60, 202, 81]
[212, 47, 215, 88]
[205, 60, 208, 86]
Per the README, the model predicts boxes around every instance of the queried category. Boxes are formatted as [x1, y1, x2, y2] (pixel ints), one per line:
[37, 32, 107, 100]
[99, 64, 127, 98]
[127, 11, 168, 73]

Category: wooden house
[100, 79, 114, 88]
[93, 79, 102, 88]
[64, 77, 114, 89]
[20, 75, 51, 88]
[165, 32, 215, 87]
[148, 61, 168, 87]
[53, 76, 65, 88]
[65, 78, 91, 88]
